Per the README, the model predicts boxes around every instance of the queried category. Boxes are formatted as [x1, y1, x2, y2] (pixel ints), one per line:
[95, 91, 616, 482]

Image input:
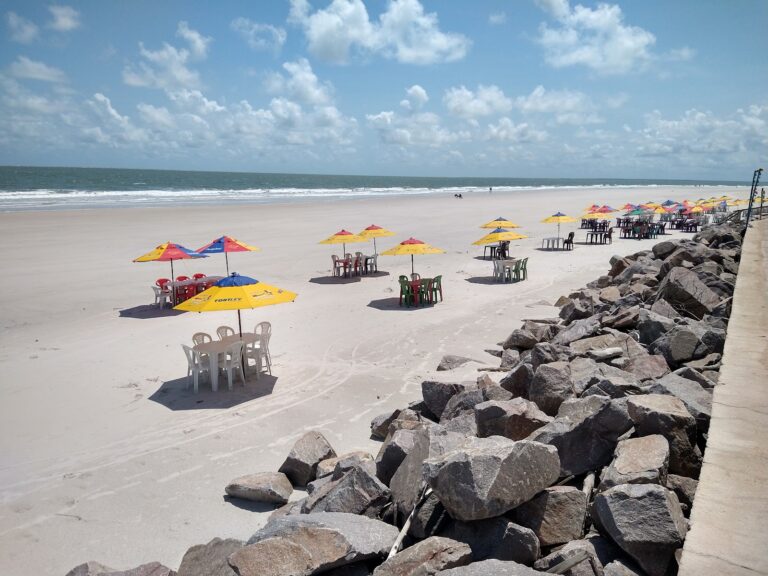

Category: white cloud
[289, 0, 470, 65]
[123, 23, 210, 90]
[443, 85, 512, 119]
[367, 109, 465, 146]
[87, 93, 147, 145]
[47, 5, 80, 32]
[487, 117, 547, 143]
[535, 0, 655, 74]
[666, 47, 695, 62]
[265, 58, 332, 106]
[489, 12, 506, 25]
[231, 17, 287, 53]
[0, 74, 63, 114]
[176, 21, 211, 58]
[9, 56, 67, 83]
[137, 103, 175, 128]
[7, 12, 39, 43]
[514, 85, 601, 125]
[400, 84, 429, 110]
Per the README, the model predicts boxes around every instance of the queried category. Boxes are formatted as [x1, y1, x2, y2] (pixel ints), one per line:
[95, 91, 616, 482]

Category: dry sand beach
[0, 185, 741, 574]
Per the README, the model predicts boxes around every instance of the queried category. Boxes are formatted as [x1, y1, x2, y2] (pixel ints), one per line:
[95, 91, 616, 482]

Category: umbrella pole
[237, 310, 242, 337]
[373, 238, 377, 255]
[170, 259, 174, 280]
[226, 252, 230, 276]
[411, 254, 414, 275]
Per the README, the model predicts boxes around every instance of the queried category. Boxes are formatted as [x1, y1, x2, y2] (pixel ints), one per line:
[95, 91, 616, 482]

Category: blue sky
[1, 0, 766, 179]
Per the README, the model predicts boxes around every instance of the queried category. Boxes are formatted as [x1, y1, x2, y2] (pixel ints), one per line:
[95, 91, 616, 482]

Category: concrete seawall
[679, 218, 768, 575]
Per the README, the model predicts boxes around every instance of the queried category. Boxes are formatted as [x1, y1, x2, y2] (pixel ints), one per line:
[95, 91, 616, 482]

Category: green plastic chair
[398, 275, 414, 307]
[430, 275, 443, 302]
[511, 260, 522, 282]
[520, 258, 528, 280]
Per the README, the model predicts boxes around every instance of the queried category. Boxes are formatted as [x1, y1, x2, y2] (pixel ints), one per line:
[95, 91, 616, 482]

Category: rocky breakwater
[67, 223, 741, 576]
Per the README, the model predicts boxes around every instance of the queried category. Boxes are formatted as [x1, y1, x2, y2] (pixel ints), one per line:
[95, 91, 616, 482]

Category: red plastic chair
[192, 273, 206, 280]
[156, 278, 170, 289]
[176, 275, 190, 282]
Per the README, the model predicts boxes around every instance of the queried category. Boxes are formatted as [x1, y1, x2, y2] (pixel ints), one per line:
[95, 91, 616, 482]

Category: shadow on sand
[308, 275, 361, 285]
[148, 375, 277, 411]
[119, 305, 184, 319]
[223, 495, 284, 513]
[463, 276, 515, 285]
[367, 297, 434, 311]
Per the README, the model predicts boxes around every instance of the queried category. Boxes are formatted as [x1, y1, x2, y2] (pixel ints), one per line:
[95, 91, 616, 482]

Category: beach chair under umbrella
[133, 241, 207, 279]
[196, 235, 260, 276]
[381, 237, 445, 275]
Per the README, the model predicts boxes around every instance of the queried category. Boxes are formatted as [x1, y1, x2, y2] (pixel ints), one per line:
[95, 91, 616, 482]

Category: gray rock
[580, 375, 645, 399]
[387, 409, 432, 438]
[225, 472, 293, 505]
[601, 307, 639, 331]
[302, 465, 390, 517]
[441, 412, 479, 436]
[441, 390, 487, 422]
[504, 329, 539, 350]
[587, 347, 624, 362]
[672, 366, 718, 389]
[409, 491, 450, 539]
[509, 486, 586, 546]
[655, 266, 722, 319]
[528, 396, 633, 477]
[500, 348, 521, 369]
[268, 498, 305, 520]
[591, 484, 687, 576]
[97, 564, 175, 576]
[627, 394, 701, 478]
[318, 452, 375, 479]
[553, 316, 602, 346]
[436, 559, 547, 575]
[528, 361, 574, 416]
[428, 437, 560, 521]
[648, 373, 712, 432]
[278, 431, 337, 487]
[650, 297, 679, 319]
[376, 429, 418, 485]
[390, 427, 466, 519]
[666, 474, 698, 513]
[652, 240, 679, 260]
[651, 326, 702, 369]
[599, 285, 621, 303]
[307, 474, 334, 495]
[372, 536, 472, 576]
[599, 435, 669, 490]
[439, 517, 540, 564]
[603, 559, 644, 576]
[474, 398, 552, 440]
[636, 309, 676, 345]
[371, 409, 402, 440]
[177, 538, 242, 576]
[533, 533, 623, 576]
[235, 513, 398, 576]
[684, 352, 722, 370]
[422, 381, 477, 421]
[622, 354, 670, 380]
[65, 563, 115, 576]
[500, 363, 535, 398]
[560, 299, 596, 324]
[530, 342, 573, 371]
[438, 355, 480, 371]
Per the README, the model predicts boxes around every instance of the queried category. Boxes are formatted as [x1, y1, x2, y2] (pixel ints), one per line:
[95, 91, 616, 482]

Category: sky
[1, 0, 766, 180]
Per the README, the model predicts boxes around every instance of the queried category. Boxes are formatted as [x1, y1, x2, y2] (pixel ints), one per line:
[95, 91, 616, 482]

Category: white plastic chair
[216, 326, 235, 340]
[219, 341, 245, 390]
[245, 321, 272, 377]
[192, 332, 212, 346]
[152, 285, 171, 308]
[182, 344, 209, 393]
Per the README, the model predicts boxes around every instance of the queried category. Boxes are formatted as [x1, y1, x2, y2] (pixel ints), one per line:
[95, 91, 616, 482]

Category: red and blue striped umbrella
[196, 235, 260, 275]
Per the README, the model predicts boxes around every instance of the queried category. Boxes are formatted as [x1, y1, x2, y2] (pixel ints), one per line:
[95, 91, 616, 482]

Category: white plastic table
[193, 333, 257, 391]
[542, 237, 561, 250]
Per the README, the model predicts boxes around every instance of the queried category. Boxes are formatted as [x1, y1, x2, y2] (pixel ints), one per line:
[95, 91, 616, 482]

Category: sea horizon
[0, 165, 751, 212]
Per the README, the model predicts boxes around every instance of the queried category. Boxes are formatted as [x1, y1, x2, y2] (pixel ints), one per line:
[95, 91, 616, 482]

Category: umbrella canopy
[661, 199, 677, 206]
[652, 206, 667, 214]
[481, 217, 520, 229]
[381, 237, 445, 274]
[624, 208, 649, 216]
[582, 212, 612, 220]
[584, 204, 601, 212]
[358, 224, 396, 254]
[319, 229, 367, 255]
[174, 272, 297, 336]
[685, 206, 705, 214]
[597, 205, 618, 213]
[134, 241, 207, 279]
[196, 235, 260, 275]
[542, 212, 578, 237]
[472, 227, 528, 245]
[620, 203, 636, 211]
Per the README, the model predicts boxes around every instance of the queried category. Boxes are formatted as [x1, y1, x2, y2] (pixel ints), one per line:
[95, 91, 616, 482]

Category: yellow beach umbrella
[582, 212, 612, 220]
[175, 273, 297, 336]
[319, 229, 367, 255]
[358, 224, 396, 255]
[381, 237, 445, 275]
[542, 212, 578, 237]
[481, 217, 520, 229]
[652, 206, 667, 214]
[472, 227, 528, 245]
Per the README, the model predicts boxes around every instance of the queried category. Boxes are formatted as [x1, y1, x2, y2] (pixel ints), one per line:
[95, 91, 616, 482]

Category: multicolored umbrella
[582, 212, 612, 220]
[133, 241, 207, 279]
[542, 212, 578, 237]
[381, 237, 445, 275]
[174, 272, 297, 336]
[319, 229, 367, 255]
[625, 208, 650, 216]
[196, 235, 260, 275]
[596, 205, 618, 213]
[620, 203, 636, 211]
[481, 217, 520, 229]
[472, 227, 528, 245]
[358, 224, 396, 255]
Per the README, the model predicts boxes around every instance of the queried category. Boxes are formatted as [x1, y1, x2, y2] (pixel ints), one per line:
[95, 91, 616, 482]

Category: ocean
[0, 166, 747, 212]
